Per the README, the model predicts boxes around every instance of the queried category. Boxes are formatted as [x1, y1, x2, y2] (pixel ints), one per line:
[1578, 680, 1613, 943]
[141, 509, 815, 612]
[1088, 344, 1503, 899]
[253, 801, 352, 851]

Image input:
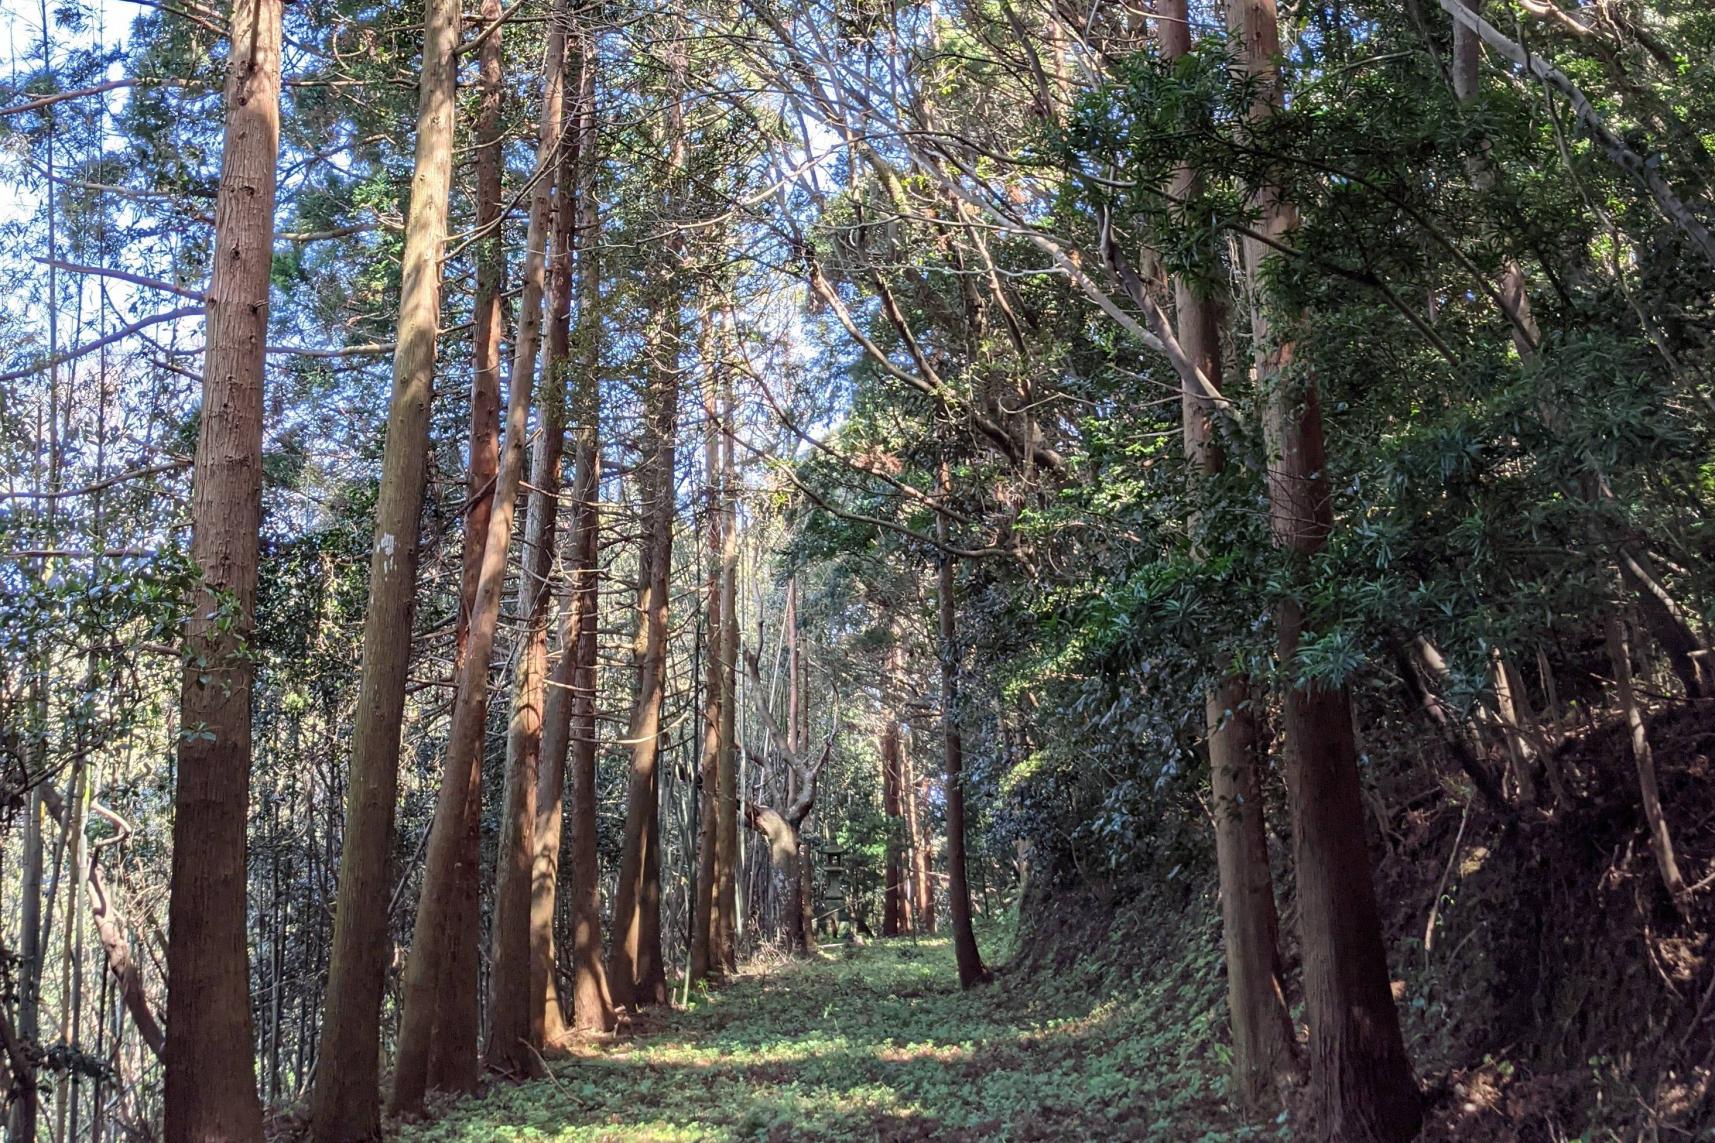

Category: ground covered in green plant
[397, 933, 1272, 1142]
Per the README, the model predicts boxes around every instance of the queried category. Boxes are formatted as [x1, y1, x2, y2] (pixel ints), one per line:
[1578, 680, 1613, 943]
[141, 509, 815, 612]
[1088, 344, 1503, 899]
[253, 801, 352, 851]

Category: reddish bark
[426, 0, 505, 1094]
[528, 108, 585, 1052]
[559, 29, 614, 1032]
[390, 6, 569, 1113]
[1229, 0, 1419, 1135]
[1145, 0, 1301, 1109]
[690, 362, 726, 984]
[164, 3, 281, 1137]
[608, 320, 679, 1010]
[715, 380, 740, 974]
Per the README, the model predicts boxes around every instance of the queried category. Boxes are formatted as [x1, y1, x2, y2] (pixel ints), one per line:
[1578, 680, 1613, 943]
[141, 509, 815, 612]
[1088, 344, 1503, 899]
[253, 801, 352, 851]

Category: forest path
[395, 932, 1258, 1142]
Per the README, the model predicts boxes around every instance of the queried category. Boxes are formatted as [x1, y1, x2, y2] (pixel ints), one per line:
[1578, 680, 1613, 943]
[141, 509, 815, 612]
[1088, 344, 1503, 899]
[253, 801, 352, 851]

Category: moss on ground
[396, 933, 1275, 1142]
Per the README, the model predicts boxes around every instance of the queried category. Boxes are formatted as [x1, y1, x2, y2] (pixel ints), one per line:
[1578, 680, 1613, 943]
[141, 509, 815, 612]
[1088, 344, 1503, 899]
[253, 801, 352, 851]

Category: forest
[1, 0, 1713, 1139]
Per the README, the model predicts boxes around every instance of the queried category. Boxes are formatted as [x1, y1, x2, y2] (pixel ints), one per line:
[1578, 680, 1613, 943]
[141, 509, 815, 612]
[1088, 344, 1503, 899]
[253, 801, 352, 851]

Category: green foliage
[405, 933, 1274, 1143]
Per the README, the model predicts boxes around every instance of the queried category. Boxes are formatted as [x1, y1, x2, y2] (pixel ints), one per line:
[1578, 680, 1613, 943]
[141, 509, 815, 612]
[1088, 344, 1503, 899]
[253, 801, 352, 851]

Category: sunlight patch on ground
[398, 935, 1270, 1142]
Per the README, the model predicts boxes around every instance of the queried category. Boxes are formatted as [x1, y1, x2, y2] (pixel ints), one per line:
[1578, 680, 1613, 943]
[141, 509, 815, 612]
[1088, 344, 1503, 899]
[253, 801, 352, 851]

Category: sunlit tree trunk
[11, 760, 45, 1140]
[609, 241, 681, 1012]
[558, 28, 615, 1031]
[690, 336, 726, 984]
[491, 95, 580, 1069]
[1228, 0, 1419, 1136]
[426, 0, 505, 1095]
[715, 375, 741, 974]
[1149, 0, 1300, 1113]
[313, 0, 460, 1129]
[390, 6, 569, 1111]
[793, 589, 818, 949]
[163, 2, 282, 1138]
[901, 738, 934, 934]
[529, 58, 588, 1049]
[613, 30, 688, 1005]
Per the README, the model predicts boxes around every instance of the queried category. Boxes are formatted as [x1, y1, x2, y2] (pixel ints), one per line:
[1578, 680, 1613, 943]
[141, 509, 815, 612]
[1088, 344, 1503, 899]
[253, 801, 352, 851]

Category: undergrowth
[397, 923, 1274, 1142]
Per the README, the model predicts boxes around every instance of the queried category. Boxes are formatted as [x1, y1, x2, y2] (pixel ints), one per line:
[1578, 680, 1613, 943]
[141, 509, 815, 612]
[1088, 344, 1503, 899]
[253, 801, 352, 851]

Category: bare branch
[0, 306, 204, 385]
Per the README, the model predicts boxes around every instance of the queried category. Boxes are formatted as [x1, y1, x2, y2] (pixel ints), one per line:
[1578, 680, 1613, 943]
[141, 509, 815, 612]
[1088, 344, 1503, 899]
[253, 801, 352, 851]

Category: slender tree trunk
[11, 779, 44, 1141]
[1228, 1, 1419, 1137]
[1206, 674, 1301, 1108]
[1154, 0, 1299, 1109]
[1396, 640, 1510, 814]
[690, 356, 725, 984]
[901, 739, 933, 934]
[529, 111, 586, 1050]
[489, 147, 575, 1073]
[426, 0, 505, 1095]
[534, 513, 579, 1043]
[714, 378, 740, 974]
[164, 3, 281, 1137]
[1606, 615, 1689, 909]
[1619, 549, 1713, 700]
[783, 579, 810, 954]
[936, 461, 987, 990]
[793, 578, 818, 950]
[607, 29, 686, 1010]
[0, 942, 40, 1139]
[615, 37, 692, 1003]
[312, 0, 459, 1131]
[1450, 0, 1539, 362]
[390, 9, 568, 1113]
[559, 30, 615, 1031]
[638, 786, 667, 1001]
[40, 790, 166, 1061]
[61, 760, 88, 1143]
[881, 649, 906, 938]
[608, 328, 679, 1009]
[17, 12, 57, 1134]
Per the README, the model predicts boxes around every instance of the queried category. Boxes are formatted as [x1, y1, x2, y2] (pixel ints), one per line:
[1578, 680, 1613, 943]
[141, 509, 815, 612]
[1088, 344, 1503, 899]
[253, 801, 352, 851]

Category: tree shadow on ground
[397, 938, 1262, 1142]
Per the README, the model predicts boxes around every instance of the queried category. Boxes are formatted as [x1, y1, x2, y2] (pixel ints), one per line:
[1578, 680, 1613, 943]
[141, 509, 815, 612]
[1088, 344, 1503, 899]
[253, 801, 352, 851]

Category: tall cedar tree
[689, 332, 727, 984]
[428, 0, 506, 1096]
[784, 577, 815, 952]
[715, 373, 740, 974]
[881, 641, 908, 937]
[937, 460, 987, 990]
[494, 56, 581, 1061]
[607, 301, 680, 1008]
[1228, 0, 1421, 1136]
[901, 721, 933, 934]
[1151, 0, 1300, 1112]
[163, 1, 282, 1136]
[558, 22, 617, 1030]
[608, 37, 686, 1008]
[392, 3, 570, 1107]
[529, 82, 587, 1047]
[311, 0, 462, 1131]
